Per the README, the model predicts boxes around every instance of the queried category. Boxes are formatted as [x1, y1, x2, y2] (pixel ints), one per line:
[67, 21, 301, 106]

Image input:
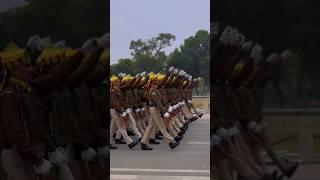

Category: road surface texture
[110, 113, 210, 180]
[269, 164, 320, 180]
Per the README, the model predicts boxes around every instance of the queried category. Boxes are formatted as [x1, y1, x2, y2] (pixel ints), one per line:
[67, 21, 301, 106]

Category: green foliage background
[216, 0, 320, 107]
[0, 0, 108, 49]
[111, 30, 210, 95]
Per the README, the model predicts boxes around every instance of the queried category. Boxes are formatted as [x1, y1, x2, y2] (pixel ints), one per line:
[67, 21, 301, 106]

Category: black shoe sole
[128, 141, 139, 149]
[169, 142, 180, 149]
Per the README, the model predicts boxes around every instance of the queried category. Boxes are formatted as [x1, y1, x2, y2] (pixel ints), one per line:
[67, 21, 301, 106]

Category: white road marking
[111, 168, 210, 173]
[110, 175, 137, 180]
[187, 141, 210, 145]
[110, 175, 210, 180]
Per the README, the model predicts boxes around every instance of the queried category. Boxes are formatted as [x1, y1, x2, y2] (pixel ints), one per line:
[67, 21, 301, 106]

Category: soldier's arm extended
[66, 48, 104, 89]
[85, 63, 108, 87]
[30, 51, 85, 91]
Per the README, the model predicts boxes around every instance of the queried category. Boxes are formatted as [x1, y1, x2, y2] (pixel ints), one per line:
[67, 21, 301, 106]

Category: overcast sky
[110, 0, 210, 64]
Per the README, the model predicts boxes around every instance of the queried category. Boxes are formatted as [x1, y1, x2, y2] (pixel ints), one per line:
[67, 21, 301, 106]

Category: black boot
[178, 131, 184, 136]
[191, 116, 197, 121]
[155, 133, 163, 140]
[110, 144, 117, 149]
[115, 139, 126, 144]
[180, 127, 186, 134]
[174, 135, 183, 142]
[169, 141, 180, 149]
[285, 162, 299, 178]
[149, 139, 160, 144]
[128, 139, 139, 149]
[141, 143, 153, 150]
[127, 130, 135, 136]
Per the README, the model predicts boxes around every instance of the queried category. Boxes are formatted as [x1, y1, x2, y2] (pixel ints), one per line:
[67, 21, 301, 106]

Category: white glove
[266, 53, 279, 62]
[140, 71, 147, 76]
[48, 149, 66, 165]
[241, 41, 253, 52]
[220, 26, 233, 44]
[37, 37, 51, 51]
[98, 33, 110, 48]
[118, 73, 124, 77]
[34, 159, 52, 175]
[81, 38, 99, 55]
[54, 40, 66, 48]
[250, 44, 263, 63]
[178, 70, 184, 76]
[164, 112, 170, 118]
[141, 107, 145, 111]
[121, 112, 127, 117]
[169, 66, 174, 72]
[135, 108, 141, 113]
[188, 76, 192, 81]
[212, 135, 221, 146]
[237, 33, 246, 45]
[168, 106, 173, 113]
[254, 125, 262, 133]
[27, 35, 41, 50]
[125, 108, 132, 114]
[97, 145, 109, 158]
[183, 71, 187, 76]
[281, 50, 291, 59]
[216, 128, 228, 139]
[81, 148, 97, 161]
[173, 68, 179, 74]
[231, 127, 240, 135]
[135, 73, 141, 78]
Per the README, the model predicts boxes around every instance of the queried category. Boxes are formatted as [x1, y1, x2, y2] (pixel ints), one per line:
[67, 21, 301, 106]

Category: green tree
[111, 58, 135, 75]
[167, 30, 210, 94]
[129, 33, 175, 72]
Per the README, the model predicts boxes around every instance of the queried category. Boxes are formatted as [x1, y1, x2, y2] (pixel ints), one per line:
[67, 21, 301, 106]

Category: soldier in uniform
[212, 25, 299, 180]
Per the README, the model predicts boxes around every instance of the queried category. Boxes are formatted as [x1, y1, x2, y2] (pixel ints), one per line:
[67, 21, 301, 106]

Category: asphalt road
[110, 113, 210, 180]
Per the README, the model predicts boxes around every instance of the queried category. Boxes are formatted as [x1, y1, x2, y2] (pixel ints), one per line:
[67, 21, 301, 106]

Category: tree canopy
[216, 0, 320, 106]
[0, 0, 108, 48]
[111, 30, 210, 95]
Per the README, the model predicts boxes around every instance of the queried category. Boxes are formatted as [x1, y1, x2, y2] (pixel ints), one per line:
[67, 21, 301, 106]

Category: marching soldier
[212, 25, 299, 180]
[0, 34, 111, 180]
[109, 66, 203, 151]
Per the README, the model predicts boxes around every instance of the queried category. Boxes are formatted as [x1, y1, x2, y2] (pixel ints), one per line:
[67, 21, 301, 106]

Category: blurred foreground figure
[211, 25, 299, 180]
[0, 33, 110, 180]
